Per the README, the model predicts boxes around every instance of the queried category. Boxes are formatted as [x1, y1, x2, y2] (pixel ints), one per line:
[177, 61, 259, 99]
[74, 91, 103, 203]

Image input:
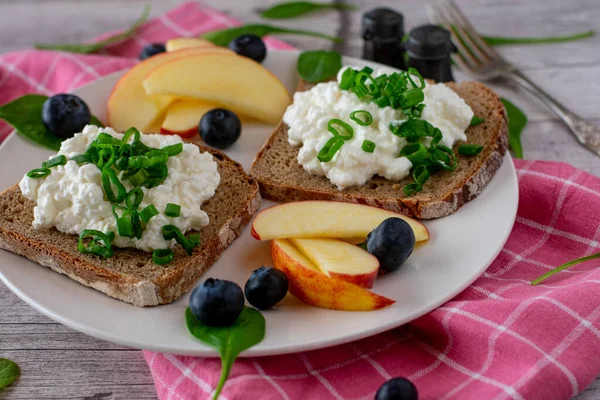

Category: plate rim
[0, 50, 519, 357]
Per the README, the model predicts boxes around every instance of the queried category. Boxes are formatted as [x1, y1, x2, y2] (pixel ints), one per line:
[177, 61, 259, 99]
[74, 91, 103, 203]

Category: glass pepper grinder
[361, 7, 405, 70]
[405, 24, 456, 82]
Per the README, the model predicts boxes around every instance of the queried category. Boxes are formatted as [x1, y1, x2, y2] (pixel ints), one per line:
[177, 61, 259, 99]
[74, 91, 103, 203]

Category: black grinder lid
[361, 8, 404, 41]
[405, 24, 455, 60]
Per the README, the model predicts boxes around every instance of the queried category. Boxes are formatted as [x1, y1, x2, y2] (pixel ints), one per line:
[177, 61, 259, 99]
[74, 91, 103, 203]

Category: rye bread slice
[0, 145, 261, 306]
[250, 80, 508, 219]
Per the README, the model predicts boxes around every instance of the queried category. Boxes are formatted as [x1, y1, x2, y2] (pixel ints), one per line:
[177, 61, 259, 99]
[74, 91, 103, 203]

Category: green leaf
[90, 115, 105, 128]
[470, 116, 485, 126]
[0, 94, 105, 150]
[186, 307, 265, 400]
[500, 98, 527, 159]
[0, 358, 20, 390]
[260, 1, 358, 19]
[297, 50, 342, 83]
[483, 30, 593, 46]
[531, 251, 600, 285]
[201, 24, 342, 47]
[34, 5, 151, 54]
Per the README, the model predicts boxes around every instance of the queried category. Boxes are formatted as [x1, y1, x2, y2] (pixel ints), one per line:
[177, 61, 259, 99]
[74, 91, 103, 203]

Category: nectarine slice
[160, 100, 217, 138]
[271, 239, 394, 311]
[252, 201, 429, 242]
[142, 53, 291, 125]
[166, 37, 215, 52]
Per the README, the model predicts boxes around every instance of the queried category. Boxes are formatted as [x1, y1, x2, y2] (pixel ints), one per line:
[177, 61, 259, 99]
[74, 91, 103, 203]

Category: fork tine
[427, 1, 482, 71]
[443, 0, 502, 61]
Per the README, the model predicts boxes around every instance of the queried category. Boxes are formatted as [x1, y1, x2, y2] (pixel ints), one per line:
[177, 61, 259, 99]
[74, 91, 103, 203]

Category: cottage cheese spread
[19, 125, 220, 252]
[283, 66, 474, 190]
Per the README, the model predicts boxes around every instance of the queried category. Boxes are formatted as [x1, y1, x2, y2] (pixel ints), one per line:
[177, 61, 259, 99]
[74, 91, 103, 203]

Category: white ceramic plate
[0, 50, 518, 356]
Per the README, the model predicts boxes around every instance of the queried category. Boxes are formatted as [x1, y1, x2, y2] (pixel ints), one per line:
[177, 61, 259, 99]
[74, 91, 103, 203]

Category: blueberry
[228, 34, 267, 63]
[139, 43, 166, 60]
[189, 278, 245, 327]
[375, 377, 418, 400]
[42, 94, 91, 138]
[366, 218, 415, 273]
[199, 109, 241, 149]
[244, 266, 288, 310]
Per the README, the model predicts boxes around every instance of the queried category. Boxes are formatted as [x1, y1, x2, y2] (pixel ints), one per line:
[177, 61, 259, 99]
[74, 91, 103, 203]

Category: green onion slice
[162, 224, 198, 255]
[161, 143, 183, 157]
[132, 210, 142, 239]
[400, 143, 428, 164]
[117, 216, 134, 238]
[317, 136, 344, 163]
[78, 229, 114, 258]
[112, 204, 128, 219]
[407, 67, 426, 89]
[399, 88, 425, 109]
[42, 155, 67, 169]
[165, 203, 181, 218]
[97, 148, 115, 169]
[350, 110, 373, 126]
[101, 168, 126, 203]
[374, 96, 390, 108]
[327, 119, 354, 140]
[431, 145, 458, 171]
[70, 154, 90, 165]
[470, 116, 485, 126]
[361, 66, 374, 74]
[26, 168, 51, 178]
[127, 168, 149, 187]
[142, 154, 169, 168]
[458, 144, 484, 156]
[140, 204, 159, 223]
[152, 249, 174, 265]
[361, 140, 376, 153]
[121, 127, 140, 144]
[339, 68, 357, 90]
[391, 118, 437, 142]
[126, 187, 144, 210]
[403, 165, 431, 196]
[144, 165, 168, 188]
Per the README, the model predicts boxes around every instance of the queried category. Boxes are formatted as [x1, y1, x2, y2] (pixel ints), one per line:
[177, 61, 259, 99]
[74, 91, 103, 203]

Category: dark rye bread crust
[250, 80, 508, 219]
[0, 145, 261, 306]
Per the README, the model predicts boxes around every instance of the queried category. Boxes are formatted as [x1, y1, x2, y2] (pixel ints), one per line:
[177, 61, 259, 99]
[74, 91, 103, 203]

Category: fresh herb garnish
[501, 98, 528, 159]
[531, 251, 600, 285]
[297, 50, 343, 83]
[0, 358, 20, 390]
[482, 30, 594, 46]
[185, 306, 265, 400]
[361, 140, 376, 153]
[470, 116, 485, 126]
[0, 94, 104, 150]
[260, 1, 358, 19]
[201, 24, 342, 47]
[35, 5, 150, 53]
[350, 110, 373, 126]
[458, 144, 484, 156]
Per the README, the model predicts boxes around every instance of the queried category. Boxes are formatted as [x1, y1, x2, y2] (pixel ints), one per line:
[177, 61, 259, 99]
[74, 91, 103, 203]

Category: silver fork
[427, 0, 600, 157]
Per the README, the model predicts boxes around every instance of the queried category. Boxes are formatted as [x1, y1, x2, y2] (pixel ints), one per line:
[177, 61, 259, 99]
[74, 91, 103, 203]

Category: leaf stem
[531, 252, 600, 285]
[212, 358, 232, 400]
[483, 30, 594, 46]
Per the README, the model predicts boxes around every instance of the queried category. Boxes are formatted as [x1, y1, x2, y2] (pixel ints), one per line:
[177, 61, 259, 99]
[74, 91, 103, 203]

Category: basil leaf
[260, 1, 358, 19]
[201, 24, 342, 47]
[34, 5, 150, 54]
[0, 358, 20, 390]
[531, 251, 600, 285]
[0, 94, 105, 150]
[297, 50, 342, 83]
[483, 30, 593, 46]
[500, 98, 527, 159]
[186, 306, 265, 400]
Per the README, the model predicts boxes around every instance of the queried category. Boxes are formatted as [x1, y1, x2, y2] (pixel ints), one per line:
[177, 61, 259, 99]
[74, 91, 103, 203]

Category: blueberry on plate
[42, 94, 91, 138]
[244, 266, 288, 310]
[375, 377, 418, 400]
[189, 278, 245, 326]
[139, 43, 166, 60]
[228, 34, 267, 63]
[366, 218, 416, 273]
[199, 109, 241, 149]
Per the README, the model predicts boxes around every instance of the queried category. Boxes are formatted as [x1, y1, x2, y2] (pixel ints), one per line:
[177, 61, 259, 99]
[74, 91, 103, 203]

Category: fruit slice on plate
[271, 239, 394, 311]
[142, 53, 291, 125]
[107, 47, 233, 132]
[160, 100, 216, 138]
[289, 238, 379, 288]
[252, 201, 429, 242]
[166, 37, 215, 52]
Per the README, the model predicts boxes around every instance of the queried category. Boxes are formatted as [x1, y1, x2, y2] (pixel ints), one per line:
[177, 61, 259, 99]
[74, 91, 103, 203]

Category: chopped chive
[27, 168, 51, 178]
[127, 168, 149, 187]
[140, 204, 159, 223]
[153, 249, 174, 265]
[317, 136, 344, 163]
[458, 144, 484, 156]
[350, 110, 373, 126]
[101, 168, 126, 203]
[125, 187, 144, 210]
[70, 154, 89, 165]
[42, 155, 67, 169]
[161, 143, 183, 157]
[339, 68, 357, 90]
[327, 119, 354, 140]
[78, 229, 114, 258]
[117, 216, 134, 238]
[470, 116, 485, 126]
[165, 203, 181, 218]
[361, 140, 376, 153]
[400, 143, 428, 164]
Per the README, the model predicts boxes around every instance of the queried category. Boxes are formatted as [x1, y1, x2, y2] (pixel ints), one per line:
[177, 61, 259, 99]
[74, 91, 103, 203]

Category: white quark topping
[283, 66, 473, 190]
[19, 125, 220, 252]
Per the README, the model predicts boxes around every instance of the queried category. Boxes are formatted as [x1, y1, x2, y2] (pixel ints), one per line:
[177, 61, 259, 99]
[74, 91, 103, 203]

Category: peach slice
[160, 100, 217, 138]
[289, 238, 379, 288]
[107, 47, 233, 132]
[166, 37, 215, 52]
[271, 239, 394, 311]
[252, 201, 429, 242]
[142, 53, 291, 125]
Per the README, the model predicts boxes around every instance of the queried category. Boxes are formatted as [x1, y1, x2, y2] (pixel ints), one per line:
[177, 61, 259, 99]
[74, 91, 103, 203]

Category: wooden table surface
[0, 0, 599, 399]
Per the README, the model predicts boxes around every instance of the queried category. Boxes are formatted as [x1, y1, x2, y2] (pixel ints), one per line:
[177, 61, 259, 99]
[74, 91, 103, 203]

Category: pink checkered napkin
[2, 3, 600, 400]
